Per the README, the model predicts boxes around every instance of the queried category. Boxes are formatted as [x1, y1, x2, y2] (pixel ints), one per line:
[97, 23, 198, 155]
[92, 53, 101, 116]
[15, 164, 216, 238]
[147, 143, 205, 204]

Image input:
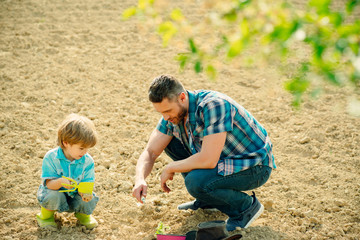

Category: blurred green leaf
[194, 61, 202, 73]
[269, 20, 301, 43]
[237, 0, 252, 9]
[338, 22, 360, 36]
[227, 39, 243, 58]
[308, 0, 331, 13]
[188, 38, 197, 53]
[171, 9, 184, 21]
[346, 0, 360, 13]
[335, 38, 348, 52]
[285, 77, 310, 94]
[206, 65, 217, 79]
[158, 21, 177, 46]
[138, 0, 154, 10]
[349, 42, 359, 55]
[223, 9, 238, 22]
[175, 53, 189, 69]
[329, 12, 343, 27]
[314, 44, 326, 60]
[350, 70, 360, 84]
[240, 18, 250, 38]
[122, 7, 137, 20]
[123, 0, 360, 107]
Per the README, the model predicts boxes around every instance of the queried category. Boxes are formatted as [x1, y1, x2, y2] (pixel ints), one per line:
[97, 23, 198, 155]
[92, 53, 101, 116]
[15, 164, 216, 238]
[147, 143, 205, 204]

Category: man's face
[153, 95, 187, 125]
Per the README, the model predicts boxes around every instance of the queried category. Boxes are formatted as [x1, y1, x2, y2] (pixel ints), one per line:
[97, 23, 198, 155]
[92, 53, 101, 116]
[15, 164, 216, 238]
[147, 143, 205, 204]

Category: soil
[0, 0, 359, 239]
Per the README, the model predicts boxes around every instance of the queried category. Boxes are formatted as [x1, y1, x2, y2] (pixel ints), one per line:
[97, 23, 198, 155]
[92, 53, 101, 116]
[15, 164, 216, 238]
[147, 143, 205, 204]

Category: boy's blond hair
[57, 113, 97, 149]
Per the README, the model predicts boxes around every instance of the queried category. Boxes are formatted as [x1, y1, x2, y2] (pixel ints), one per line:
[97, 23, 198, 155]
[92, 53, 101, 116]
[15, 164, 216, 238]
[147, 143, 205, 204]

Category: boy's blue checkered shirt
[40, 147, 95, 197]
[156, 90, 276, 176]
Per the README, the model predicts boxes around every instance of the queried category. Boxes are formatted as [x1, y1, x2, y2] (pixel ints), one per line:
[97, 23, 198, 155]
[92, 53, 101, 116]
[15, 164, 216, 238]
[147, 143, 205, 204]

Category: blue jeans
[37, 185, 99, 215]
[164, 137, 272, 218]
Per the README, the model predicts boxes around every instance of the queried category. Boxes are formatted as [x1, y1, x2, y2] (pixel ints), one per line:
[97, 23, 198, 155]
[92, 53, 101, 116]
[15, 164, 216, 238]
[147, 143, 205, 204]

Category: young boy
[36, 113, 99, 230]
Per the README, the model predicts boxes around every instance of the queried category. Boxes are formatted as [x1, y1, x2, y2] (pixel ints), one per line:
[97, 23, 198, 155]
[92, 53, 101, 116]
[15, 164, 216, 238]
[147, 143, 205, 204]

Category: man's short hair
[148, 75, 185, 103]
[57, 113, 97, 149]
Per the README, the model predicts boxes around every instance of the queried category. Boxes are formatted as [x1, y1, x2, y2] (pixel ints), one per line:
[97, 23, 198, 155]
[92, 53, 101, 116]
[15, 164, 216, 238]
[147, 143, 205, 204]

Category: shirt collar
[56, 147, 85, 164]
[187, 90, 197, 125]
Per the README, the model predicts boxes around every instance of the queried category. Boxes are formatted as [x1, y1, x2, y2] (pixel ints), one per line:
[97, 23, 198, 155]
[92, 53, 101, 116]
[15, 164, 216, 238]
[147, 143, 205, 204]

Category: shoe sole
[203, 208, 219, 212]
[177, 206, 219, 211]
[243, 203, 264, 228]
[36, 215, 58, 230]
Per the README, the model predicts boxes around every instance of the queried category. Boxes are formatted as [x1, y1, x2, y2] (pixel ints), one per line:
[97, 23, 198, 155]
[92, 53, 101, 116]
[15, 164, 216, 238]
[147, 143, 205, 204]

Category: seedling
[156, 221, 170, 235]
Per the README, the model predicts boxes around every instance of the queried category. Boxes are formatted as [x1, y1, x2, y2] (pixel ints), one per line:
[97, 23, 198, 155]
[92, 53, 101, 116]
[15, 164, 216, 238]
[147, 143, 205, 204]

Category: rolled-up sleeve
[41, 151, 61, 185]
[200, 99, 233, 136]
[156, 118, 174, 136]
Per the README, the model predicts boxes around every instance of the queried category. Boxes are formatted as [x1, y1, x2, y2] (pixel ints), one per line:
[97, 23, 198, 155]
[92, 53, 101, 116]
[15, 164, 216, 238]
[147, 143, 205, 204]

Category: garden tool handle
[61, 183, 76, 187]
[59, 176, 78, 192]
[62, 176, 78, 184]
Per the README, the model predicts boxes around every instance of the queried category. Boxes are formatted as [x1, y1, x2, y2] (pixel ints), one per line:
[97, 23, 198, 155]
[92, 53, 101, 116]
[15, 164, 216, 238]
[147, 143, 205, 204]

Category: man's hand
[160, 166, 175, 193]
[132, 180, 147, 203]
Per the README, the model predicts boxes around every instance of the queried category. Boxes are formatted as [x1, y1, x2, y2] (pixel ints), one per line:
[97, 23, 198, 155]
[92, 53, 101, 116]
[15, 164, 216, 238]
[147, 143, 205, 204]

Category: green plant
[123, 0, 360, 108]
[155, 221, 170, 235]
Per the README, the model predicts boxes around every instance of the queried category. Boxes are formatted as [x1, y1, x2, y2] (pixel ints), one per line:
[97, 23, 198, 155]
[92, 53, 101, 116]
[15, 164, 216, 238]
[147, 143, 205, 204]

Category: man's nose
[163, 114, 170, 121]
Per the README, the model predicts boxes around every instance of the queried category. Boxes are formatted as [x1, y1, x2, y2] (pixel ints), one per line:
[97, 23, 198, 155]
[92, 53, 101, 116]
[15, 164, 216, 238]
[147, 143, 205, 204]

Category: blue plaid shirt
[156, 90, 276, 176]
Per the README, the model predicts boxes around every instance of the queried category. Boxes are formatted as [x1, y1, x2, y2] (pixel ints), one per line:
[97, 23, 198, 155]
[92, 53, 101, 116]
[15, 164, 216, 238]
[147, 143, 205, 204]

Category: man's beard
[171, 104, 187, 125]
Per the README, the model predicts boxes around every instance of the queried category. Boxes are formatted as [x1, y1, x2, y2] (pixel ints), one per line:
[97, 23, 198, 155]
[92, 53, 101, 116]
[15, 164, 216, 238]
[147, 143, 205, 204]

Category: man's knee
[184, 171, 209, 197]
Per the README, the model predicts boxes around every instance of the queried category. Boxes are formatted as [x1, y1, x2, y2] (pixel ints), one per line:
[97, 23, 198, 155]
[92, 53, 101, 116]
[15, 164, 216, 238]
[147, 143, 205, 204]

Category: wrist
[135, 177, 145, 185]
[165, 163, 175, 174]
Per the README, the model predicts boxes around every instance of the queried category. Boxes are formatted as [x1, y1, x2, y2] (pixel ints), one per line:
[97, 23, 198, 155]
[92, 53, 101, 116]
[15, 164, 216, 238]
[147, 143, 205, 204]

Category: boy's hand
[60, 178, 75, 189]
[79, 192, 93, 202]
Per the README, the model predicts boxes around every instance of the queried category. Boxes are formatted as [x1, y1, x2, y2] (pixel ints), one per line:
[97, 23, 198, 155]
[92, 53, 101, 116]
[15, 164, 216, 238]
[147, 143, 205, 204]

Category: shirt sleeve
[201, 99, 233, 136]
[41, 151, 61, 180]
[156, 117, 174, 136]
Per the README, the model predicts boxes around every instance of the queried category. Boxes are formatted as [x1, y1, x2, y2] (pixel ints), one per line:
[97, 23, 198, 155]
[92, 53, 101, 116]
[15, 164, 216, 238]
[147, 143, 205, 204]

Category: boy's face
[63, 142, 89, 161]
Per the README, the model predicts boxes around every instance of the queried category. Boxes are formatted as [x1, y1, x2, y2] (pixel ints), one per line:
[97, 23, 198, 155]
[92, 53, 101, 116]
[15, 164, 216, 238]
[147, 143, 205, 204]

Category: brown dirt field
[0, 0, 359, 239]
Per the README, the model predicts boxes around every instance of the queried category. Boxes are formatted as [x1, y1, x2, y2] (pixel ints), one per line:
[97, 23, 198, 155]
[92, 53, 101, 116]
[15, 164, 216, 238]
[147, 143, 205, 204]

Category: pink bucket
[156, 234, 186, 240]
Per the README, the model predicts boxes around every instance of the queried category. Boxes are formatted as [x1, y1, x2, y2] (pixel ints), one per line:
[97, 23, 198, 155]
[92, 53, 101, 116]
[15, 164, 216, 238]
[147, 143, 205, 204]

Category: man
[132, 75, 275, 231]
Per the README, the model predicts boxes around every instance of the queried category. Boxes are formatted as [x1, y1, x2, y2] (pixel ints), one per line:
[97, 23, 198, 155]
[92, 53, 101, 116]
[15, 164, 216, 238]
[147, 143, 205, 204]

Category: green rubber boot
[75, 213, 98, 229]
[36, 207, 57, 229]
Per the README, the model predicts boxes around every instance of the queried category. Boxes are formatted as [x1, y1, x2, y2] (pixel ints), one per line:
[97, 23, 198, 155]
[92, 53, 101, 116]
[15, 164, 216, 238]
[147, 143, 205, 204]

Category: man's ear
[63, 141, 69, 148]
[179, 92, 186, 103]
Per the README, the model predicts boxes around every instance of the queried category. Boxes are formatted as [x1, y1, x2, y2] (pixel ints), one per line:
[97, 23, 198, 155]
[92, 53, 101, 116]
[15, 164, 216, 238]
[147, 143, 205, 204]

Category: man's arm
[160, 131, 227, 192]
[132, 128, 172, 202]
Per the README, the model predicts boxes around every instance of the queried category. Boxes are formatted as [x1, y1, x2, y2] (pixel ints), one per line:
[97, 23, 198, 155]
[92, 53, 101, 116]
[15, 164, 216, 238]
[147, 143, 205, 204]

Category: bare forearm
[46, 178, 65, 190]
[166, 152, 217, 173]
[135, 150, 157, 182]
[166, 132, 226, 173]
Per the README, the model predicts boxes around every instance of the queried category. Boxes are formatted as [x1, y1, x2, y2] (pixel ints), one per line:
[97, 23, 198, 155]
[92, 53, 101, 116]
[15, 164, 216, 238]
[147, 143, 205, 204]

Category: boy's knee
[72, 194, 99, 215]
[43, 190, 66, 202]
[41, 190, 67, 210]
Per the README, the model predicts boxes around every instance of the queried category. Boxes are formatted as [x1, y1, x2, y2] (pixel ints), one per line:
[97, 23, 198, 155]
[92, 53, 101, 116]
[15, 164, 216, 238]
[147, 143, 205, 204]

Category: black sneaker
[226, 192, 264, 231]
[177, 200, 218, 211]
